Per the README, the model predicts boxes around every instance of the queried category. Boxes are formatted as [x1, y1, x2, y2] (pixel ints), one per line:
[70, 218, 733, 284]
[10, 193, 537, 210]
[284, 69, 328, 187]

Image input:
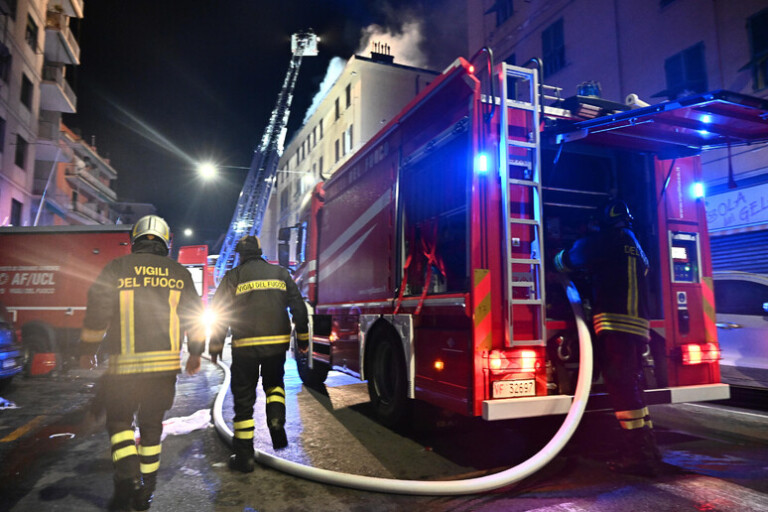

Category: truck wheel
[21, 321, 58, 376]
[293, 342, 329, 389]
[367, 334, 409, 428]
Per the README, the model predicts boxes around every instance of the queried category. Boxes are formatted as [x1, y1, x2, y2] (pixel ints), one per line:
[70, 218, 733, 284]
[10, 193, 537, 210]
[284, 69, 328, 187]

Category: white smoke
[302, 56, 346, 124]
[356, 20, 428, 68]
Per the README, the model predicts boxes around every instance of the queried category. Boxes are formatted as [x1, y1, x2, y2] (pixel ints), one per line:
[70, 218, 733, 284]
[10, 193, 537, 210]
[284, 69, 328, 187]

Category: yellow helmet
[131, 215, 171, 248]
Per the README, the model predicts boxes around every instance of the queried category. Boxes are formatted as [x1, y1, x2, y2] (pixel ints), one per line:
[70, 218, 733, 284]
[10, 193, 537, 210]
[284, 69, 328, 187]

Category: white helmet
[131, 215, 171, 249]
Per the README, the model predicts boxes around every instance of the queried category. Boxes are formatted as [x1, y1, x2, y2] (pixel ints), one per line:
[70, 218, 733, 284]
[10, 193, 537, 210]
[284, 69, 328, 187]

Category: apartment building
[260, 50, 439, 260]
[468, 0, 768, 271]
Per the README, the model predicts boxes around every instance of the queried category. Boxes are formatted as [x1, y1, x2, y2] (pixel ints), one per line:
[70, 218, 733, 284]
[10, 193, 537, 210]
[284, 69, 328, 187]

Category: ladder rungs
[511, 281, 535, 287]
[508, 140, 536, 149]
[509, 218, 539, 225]
[511, 299, 545, 305]
[504, 99, 535, 111]
[510, 339, 545, 345]
[509, 178, 538, 187]
[509, 258, 541, 265]
[509, 158, 532, 169]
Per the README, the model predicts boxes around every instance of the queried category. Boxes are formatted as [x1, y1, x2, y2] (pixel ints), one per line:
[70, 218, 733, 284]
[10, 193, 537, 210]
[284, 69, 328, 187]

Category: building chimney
[370, 41, 394, 64]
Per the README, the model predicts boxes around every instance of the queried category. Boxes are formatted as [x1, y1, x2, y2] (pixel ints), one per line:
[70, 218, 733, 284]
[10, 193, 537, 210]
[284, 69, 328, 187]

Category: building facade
[260, 51, 439, 260]
[0, 0, 83, 226]
[468, 0, 768, 272]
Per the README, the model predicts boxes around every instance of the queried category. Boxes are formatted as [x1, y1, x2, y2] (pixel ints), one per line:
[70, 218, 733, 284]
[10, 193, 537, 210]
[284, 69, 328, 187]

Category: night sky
[63, 0, 467, 249]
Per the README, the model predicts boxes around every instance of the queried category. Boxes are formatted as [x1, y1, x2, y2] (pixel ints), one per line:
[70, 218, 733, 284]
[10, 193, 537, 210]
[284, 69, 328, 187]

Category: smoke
[356, 20, 427, 68]
[301, 0, 466, 124]
[302, 57, 346, 123]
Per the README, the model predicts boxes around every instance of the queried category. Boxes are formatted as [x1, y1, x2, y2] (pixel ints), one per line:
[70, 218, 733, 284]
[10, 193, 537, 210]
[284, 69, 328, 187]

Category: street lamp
[196, 162, 250, 180]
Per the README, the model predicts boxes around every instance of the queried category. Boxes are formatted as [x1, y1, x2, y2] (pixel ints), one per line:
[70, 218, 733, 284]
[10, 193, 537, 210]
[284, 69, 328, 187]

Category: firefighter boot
[607, 427, 662, 477]
[132, 475, 156, 511]
[268, 417, 288, 450]
[108, 477, 141, 511]
[228, 437, 255, 473]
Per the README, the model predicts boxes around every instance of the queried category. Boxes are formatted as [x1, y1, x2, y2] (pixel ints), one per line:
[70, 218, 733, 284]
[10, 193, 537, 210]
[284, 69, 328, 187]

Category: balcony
[35, 119, 65, 161]
[48, 0, 84, 19]
[44, 11, 81, 65]
[40, 64, 77, 113]
[65, 166, 117, 202]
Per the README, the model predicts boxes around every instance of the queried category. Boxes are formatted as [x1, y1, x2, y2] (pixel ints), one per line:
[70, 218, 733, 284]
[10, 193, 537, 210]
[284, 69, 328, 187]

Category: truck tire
[366, 332, 409, 428]
[293, 341, 329, 389]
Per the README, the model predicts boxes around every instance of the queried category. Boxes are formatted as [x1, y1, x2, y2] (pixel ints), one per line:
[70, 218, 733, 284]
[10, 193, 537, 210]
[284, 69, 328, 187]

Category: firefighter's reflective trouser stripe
[230, 351, 287, 455]
[110, 429, 139, 480]
[105, 374, 176, 483]
[616, 406, 652, 430]
[138, 443, 161, 487]
[234, 419, 255, 440]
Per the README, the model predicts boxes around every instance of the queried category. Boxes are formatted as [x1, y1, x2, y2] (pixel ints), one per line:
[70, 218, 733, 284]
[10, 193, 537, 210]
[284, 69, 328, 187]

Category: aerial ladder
[214, 30, 318, 284]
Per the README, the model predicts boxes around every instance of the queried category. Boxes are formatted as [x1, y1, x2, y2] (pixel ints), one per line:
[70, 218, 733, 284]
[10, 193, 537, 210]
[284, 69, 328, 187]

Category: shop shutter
[710, 229, 768, 275]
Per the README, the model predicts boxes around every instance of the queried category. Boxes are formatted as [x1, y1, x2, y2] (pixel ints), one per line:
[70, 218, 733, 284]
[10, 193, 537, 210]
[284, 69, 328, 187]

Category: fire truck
[279, 57, 768, 426]
[0, 225, 132, 376]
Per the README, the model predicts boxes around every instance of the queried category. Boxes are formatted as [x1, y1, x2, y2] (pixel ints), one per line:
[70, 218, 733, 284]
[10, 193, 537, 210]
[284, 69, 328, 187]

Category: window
[15, 134, 27, 168]
[0, 43, 11, 83]
[745, 8, 768, 91]
[335, 98, 340, 120]
[319, 156, 323, 176]
[319, 119, 323, 139]
[401, 132, 469, 295]
[312, 126, 317, 147]
[346, 83, 351, 108]
[542, 18, 565, 78]
[25, 15, 38, 51]
[20, 74, 32, 109]
[11, 199, 22, 226]
[8, 0, 17, 20]
[663, 42, 707, 99]
[485, 1, 514, 27]
[0, 116, 5, 151]
[334, 139, 339, 162]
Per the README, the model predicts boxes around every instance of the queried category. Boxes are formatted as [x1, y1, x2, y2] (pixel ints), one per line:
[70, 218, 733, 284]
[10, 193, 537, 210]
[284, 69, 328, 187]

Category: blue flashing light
[475, 153, 489, 173]
[692, 182, 705, 199]
[701, 114, 713, 124]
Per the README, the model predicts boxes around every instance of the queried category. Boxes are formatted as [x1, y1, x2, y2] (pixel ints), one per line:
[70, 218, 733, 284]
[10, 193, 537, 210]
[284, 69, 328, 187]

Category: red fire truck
[0, 225, 132, 376]
[280, 58, 768, 426]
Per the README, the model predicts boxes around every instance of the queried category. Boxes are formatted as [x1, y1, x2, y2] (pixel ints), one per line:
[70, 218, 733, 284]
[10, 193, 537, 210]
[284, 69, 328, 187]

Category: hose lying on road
[211, 277, 592, 495]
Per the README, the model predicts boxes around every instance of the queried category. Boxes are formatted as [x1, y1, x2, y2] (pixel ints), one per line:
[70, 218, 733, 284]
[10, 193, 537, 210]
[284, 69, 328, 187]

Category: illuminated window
[542, 19, 565, 78]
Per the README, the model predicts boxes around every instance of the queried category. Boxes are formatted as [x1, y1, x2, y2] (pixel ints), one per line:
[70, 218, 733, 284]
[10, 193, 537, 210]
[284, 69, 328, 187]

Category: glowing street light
[183, 228, 193, 237]
[196, 162, 251, 180]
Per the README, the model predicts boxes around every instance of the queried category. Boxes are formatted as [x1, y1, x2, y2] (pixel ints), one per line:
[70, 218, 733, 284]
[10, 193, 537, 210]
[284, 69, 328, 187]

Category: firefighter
[209, 235, 309, 473]
[80, 215, 205, 511]
[553, 200, 663, 477]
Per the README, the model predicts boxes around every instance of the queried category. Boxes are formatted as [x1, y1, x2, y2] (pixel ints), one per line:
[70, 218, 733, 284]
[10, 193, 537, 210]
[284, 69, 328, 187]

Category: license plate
[492, 379, 536, 398]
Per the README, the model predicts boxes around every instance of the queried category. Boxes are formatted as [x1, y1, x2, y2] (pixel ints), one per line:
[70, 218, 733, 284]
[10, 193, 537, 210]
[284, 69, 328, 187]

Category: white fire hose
[212, 277, 593, 495]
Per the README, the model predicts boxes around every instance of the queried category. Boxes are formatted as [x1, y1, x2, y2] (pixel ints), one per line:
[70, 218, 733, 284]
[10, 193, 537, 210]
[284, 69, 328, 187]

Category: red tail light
[487, 349, 540, 372]
[681, 342, 720, 365]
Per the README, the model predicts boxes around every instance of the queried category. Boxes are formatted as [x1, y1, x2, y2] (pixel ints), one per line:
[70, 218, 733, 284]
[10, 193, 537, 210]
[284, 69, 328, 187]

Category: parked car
[713, 271, 768, 390]
[0, 301, 23, 391]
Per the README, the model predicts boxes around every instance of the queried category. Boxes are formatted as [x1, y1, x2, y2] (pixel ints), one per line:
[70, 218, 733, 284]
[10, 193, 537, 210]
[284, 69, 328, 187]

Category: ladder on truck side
[498, 63, 545, 348]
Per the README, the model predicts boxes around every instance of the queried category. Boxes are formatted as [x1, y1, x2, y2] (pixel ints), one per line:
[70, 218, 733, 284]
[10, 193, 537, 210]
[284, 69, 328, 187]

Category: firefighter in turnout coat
[80, 215, 205, 511]
[553, 200, 663, 477]
[209, 235, 309, 472]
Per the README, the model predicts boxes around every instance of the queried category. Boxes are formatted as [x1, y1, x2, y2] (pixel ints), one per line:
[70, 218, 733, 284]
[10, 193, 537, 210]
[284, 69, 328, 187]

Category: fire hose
[211, 277, 592, 495]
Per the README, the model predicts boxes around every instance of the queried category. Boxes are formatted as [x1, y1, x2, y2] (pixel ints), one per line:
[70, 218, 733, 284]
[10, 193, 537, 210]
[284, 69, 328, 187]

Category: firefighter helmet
[235, 235, 261, 254]
[131, 215, 171, 248]
[602, 200, 634, 227]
